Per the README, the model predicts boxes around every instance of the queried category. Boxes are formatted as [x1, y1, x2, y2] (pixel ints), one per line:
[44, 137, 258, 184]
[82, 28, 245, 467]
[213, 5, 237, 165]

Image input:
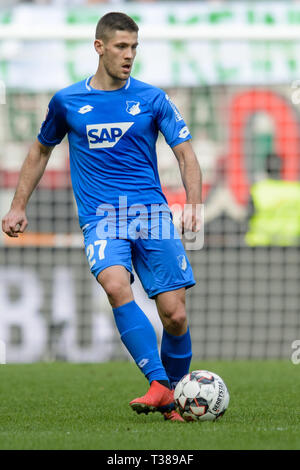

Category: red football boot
[163, 410, 185, 422]
[130, 380, 175, 415]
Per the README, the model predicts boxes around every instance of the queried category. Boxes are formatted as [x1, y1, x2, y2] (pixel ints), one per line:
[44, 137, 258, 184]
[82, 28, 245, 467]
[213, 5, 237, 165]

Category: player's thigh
[83, 221, 134, 285]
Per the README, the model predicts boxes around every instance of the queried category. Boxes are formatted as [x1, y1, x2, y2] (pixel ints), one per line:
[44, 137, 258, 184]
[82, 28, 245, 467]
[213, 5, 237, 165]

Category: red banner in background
[227, 90, 300, 206]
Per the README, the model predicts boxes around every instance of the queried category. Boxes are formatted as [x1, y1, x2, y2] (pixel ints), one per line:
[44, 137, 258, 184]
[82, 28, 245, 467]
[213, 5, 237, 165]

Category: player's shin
[112, 300, 169, 384]
[160, 327, 192, 389]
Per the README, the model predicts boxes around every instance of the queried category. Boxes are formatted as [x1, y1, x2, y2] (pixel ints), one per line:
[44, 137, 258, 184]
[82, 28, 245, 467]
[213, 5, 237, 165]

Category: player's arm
[153, 91, 202, 232]
[2, 139, 54, 237]
[172, 140, 202, 233]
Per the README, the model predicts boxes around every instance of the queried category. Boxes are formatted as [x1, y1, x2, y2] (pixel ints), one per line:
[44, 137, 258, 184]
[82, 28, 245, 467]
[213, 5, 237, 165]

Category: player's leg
[98, 265, 181, 418]
[97, 265, 170, 385]
[83, 222, 170, 389]
[83, 222, 180, 419]
[127, 286, 189, 422]
[128, 287, 191, 422]
[155, 287, 192, 390]
[132, 211, 195, 390]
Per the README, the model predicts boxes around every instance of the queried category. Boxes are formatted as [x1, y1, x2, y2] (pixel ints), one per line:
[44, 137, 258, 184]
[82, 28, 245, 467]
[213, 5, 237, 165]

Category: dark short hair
[96, 12, 139, 41]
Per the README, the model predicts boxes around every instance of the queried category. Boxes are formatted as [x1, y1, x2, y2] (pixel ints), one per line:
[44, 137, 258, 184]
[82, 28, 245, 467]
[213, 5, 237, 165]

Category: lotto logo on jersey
[86, 122, 134, 149]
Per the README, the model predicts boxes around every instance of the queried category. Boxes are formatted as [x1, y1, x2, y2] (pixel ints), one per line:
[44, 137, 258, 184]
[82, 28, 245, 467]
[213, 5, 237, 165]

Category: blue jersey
[38, 76, 192, 227]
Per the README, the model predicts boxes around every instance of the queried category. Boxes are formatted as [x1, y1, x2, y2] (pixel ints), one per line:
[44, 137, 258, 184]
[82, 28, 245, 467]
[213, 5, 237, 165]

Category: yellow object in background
[246, 179, 300, 246]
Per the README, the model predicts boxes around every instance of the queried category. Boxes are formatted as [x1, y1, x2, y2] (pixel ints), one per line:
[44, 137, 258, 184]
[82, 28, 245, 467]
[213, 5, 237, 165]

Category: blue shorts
[82, 211, 196, 299]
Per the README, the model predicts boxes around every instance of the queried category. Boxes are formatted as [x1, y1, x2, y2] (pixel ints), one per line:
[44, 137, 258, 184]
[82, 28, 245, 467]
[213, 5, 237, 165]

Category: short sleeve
[153, 91, 192, 148]
[37, 92, 68, 146]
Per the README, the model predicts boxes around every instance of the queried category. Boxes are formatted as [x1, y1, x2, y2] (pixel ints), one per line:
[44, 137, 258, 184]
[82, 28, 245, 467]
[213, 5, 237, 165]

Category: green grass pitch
[0, 360, 299, 450]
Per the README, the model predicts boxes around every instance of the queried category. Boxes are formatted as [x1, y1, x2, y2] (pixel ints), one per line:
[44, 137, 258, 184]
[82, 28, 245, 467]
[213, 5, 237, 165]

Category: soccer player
[2, 12, 202, 422]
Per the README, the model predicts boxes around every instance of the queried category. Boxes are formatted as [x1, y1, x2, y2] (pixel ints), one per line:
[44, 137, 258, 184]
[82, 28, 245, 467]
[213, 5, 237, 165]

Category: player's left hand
[180, 203, 202, 233]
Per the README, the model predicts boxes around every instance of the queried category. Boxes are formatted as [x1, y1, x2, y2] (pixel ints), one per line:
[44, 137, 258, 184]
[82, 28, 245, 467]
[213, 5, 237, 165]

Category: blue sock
[161, 327, 192, 389]
[113, 300, 169, 384]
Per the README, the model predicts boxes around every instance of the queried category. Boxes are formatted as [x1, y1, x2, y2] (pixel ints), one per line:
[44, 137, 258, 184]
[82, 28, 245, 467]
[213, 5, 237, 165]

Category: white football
[174, 370, 230, 422]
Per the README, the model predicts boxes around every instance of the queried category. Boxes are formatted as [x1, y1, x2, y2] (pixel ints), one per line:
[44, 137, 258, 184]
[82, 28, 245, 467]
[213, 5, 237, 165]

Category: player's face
[99, 30, 138, 82]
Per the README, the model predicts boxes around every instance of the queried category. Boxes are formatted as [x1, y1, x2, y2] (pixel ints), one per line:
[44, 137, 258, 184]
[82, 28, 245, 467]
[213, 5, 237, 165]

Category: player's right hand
[180, 203, 202, 234]
[2, 209, 28, 238]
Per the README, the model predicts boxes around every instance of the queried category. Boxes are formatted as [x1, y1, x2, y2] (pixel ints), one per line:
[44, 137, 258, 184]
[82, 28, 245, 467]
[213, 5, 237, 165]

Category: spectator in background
[245, 153, 300, 246]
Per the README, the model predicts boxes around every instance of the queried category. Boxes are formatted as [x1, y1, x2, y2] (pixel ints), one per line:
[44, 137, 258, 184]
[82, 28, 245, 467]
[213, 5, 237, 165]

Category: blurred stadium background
[0, 0, 299, 363]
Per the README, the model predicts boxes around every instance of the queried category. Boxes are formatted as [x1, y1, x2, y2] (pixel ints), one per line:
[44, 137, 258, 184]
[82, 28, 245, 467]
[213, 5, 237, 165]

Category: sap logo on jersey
[86, 122, 134, 148]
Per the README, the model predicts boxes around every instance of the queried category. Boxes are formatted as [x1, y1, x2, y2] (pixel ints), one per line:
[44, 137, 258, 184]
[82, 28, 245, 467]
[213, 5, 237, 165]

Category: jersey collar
[85, 76, 131, 92]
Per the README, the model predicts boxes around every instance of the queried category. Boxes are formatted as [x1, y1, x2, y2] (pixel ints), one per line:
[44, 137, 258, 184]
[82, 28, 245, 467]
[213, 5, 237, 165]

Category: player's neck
[90, 69, 127, 91]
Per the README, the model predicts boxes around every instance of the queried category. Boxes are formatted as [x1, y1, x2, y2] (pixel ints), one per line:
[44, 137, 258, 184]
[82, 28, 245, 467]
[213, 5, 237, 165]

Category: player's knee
[97, 267, 133, 308]
[162, 306, 187, 334]
[103, 280, 132, 308]
[170, 312, 187, 332]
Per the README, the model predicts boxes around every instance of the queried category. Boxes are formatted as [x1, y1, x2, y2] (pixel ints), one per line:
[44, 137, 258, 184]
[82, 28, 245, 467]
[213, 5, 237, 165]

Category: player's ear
[94, 39, 104, 56]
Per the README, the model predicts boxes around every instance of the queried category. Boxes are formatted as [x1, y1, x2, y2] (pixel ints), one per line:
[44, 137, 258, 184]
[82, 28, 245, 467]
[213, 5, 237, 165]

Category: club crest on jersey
[177, 255, 187, 271]
[86, 122, 134, 149]
[126, 101, 141, 116]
